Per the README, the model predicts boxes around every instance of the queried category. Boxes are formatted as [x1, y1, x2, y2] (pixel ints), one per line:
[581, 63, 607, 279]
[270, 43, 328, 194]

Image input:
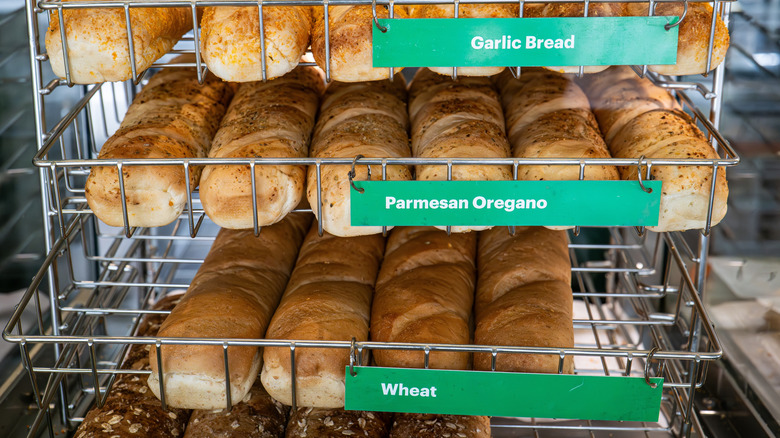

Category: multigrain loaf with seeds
[285, 407, 392, 437]
[389, 413, 491, 438]
[74, 294, 189, 438]
[184, 380, 289, 438]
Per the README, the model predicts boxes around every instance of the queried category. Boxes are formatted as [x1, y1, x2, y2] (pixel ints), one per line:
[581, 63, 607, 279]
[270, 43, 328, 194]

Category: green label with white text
[345, 367, 663, 421]
[373, 17, 679, 67]
[349, 180, 661, 227]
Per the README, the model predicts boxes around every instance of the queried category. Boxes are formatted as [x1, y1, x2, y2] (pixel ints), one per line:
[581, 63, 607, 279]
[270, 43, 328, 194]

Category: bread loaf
[184, 380, 289, 438]
[408, 4, 518, 77]
[46, 3, 192, 84]
[609, 109, 728, 231]
[524, 2, 624, 74]
[200, 5, 311, 82]
[312, 6, 407, 82]
[494, 68, 618, 182]
[578, 66, 680, 144]
[306, 77, 411, 237]
[475, 227, 573, 374]
[74, 294, 190, 438]
[200, 68, 324, 229]
[261, 226, 385, 408]
[408, 68, 511, 232]
[389, 413, 491, 438]
[371, 227, 476, 370]
[85, 57, 235, 228]
[285, 408, 392, 437]
[148, 214, 311, 410]
[626, 2, 729, 75]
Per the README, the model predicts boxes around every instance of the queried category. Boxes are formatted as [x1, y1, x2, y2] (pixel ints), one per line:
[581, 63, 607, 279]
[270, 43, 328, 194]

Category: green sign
[349, 180, 661, 227]
[373, 17, 678, 67]
[345, 366, 664, 422]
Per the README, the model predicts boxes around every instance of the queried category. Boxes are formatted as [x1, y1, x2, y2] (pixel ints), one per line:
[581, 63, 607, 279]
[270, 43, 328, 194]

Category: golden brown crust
[389, 413, 491, 438]
[46, 3, 192, 83]
[626, 2, 729, 75]
[85, 58, 235, 228]
[475, 227, 574, 374]
[200, 6, 312, 82]
[306, 77, 411, 237]
[184, 381, 289, 438]
[148, 214, 311, 410]
[261, 226, 386, 408]
[312, 6, 406, 82]
[286, 408, 392, 437]
[609, 109, 728, 231]
[200, 68, 324, 229]
[371, 227, 477, 370]
[75, 295, 189, 438]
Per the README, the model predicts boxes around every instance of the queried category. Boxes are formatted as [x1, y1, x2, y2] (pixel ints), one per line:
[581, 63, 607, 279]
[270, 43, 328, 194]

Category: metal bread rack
[6, 0, 739, 437]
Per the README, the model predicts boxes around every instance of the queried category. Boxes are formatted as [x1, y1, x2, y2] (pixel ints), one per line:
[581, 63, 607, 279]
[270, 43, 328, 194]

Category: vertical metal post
[27, 0, 70, 428]
[689, 6, 730, 434]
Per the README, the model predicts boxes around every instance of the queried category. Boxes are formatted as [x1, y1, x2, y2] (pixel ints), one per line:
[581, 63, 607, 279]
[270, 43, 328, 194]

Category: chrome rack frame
[11, 0, 738, 437]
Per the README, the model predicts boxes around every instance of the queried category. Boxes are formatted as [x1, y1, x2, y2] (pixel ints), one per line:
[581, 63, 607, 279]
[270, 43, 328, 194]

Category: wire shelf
[32, 75, 739, 240]
[34, 0, 735, 85]
[3, 210, 721, 437]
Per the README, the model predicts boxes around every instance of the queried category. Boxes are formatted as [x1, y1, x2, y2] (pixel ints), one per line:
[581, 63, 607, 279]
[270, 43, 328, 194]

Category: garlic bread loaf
[200, 67, 324, 229]
[307, 77, 411, 237]
[625, 2, 729, 76]
[312, 5, 407, 82]
[148, 214, 311, 410]
[46, 3, 192, 83]
[85, 58, 235, 228]
[408, 4, 518, 77]
[200, 5, 312, 82]
[524, 2, 625, 74]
